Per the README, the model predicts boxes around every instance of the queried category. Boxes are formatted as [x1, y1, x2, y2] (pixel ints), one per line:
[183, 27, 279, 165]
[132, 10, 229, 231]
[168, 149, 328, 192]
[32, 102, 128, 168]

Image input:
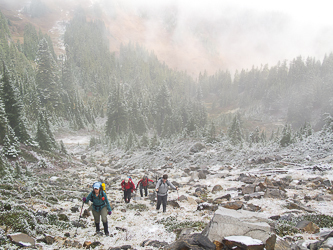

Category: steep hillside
[0, 0, 228, 77]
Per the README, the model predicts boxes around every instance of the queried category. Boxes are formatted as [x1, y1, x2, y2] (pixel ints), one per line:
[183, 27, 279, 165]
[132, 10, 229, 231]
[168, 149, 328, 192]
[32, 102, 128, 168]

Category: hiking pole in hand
[74, 200, 85, 237]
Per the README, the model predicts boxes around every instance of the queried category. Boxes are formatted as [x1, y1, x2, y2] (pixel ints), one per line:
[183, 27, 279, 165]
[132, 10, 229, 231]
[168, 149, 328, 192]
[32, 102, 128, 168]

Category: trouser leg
[144, 186, 148, 197]
[92, 208, 101, 224]
[140, 187, 143, 197]
[100, 206, 108, 223]
[123, 190, 127, 202]
[124, 189, 131, 203]
[127, 190, 132, 203]
[162, 195, 167, 212]
[156, 195, 162, 210]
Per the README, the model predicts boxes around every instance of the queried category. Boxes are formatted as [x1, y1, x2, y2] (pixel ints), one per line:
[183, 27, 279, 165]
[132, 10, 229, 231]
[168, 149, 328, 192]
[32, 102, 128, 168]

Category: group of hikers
[82, 174, 179, 235]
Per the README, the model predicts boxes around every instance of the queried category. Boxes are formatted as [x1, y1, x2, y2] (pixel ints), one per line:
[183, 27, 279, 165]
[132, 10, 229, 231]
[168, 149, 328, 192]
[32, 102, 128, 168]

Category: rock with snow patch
[109, 244, 132, 250]
[308, 231, 333, 250]
[7, 233, 35, 248]
[71, 205, 80, 213]
[285, 201, 316, 213]
[141, 239, 169, 248]
[214, 194, 231, 203]
[244, 192, 264, 201]
[202, 207, 272, 246]
[190, 143, 206, 153]
[223, 235, 265, 250]
[165, 233, 215, 250]
[197, 202, 218, 211]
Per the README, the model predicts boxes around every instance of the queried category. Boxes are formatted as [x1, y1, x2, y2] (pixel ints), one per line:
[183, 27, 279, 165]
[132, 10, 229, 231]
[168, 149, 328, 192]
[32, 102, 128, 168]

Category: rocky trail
[1, 133, 333, 249]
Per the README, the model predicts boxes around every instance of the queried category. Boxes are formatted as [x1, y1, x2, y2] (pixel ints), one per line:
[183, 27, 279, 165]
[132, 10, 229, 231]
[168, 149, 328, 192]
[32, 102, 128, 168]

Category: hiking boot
[103, 222, 109, 236]
[95, 223, 100, 233]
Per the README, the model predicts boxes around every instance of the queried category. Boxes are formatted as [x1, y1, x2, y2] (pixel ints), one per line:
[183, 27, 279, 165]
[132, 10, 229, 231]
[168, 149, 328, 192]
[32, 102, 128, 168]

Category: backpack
[157, 177, 165, 189]
[91, 182, 106, 201]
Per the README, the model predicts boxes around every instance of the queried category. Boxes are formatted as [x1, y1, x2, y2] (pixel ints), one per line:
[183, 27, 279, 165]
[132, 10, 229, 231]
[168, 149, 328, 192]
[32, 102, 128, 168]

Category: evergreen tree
[125, 132, 134, 151]
[0, 95, 8, 144]
[1, 63, 30, 143]
[150, 133, 160, 150]
[227, 114, 243, 145]
[35, 111, 57, 151]
[141, 134, 149, 148]
[153, 84, 172, 135]
[249, 127, 260, 143]
[60, 140, 67, 154]
[2, 125, 20, 158]
[280, 124, 293, 147]
[23, 23, 39, 61]
[35, 37, 61, 113]
[207, 121, 217, 143]
[105, 83, 128, 139]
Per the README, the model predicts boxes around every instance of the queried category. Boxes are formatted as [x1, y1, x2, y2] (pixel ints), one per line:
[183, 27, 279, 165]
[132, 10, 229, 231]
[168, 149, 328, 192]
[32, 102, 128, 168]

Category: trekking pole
[74, 201, 85, 237]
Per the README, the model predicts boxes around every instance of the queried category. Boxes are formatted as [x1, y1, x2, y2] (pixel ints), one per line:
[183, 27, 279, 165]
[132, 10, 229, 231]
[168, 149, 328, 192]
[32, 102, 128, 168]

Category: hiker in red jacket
[121, 177, 135, 203]
[136, 175, 154, 197]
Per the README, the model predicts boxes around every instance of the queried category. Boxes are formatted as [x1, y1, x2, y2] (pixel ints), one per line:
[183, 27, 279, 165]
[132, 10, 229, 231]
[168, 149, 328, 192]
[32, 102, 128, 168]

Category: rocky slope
[1, 129, 333, 249]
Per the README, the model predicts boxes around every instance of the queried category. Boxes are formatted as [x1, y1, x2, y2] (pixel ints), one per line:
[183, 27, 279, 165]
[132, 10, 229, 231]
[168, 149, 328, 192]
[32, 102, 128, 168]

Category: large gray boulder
[202, 207, 274, 247]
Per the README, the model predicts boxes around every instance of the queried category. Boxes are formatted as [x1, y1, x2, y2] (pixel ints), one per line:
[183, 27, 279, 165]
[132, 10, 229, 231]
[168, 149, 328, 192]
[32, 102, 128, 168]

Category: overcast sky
[111, 0, 333, 73]
[4, 0, 333, 74]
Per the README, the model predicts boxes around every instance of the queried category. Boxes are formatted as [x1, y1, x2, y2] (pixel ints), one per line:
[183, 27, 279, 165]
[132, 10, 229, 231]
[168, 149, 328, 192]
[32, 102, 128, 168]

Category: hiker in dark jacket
[155, 174, 178, 212]
[121, 177, 135, 203]
[83, 182, 112, 236]
[136, 175, 154, 197]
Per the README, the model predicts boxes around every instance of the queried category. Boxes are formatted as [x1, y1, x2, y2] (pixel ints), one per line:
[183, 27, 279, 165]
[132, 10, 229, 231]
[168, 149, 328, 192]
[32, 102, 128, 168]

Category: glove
[82, 197, 86, 202]
[108, 211, 112, 215]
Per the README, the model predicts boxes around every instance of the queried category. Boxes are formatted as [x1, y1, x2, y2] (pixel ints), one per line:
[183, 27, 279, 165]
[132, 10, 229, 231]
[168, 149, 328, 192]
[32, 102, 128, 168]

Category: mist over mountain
[2, 0, 333, 76]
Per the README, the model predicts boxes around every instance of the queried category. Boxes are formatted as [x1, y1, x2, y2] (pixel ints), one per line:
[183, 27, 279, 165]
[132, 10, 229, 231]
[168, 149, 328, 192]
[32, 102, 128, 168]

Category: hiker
[155, 174, 178, 212]
[136, 175, 154, 197]
[83, 182, 112, 236]
[121, 177, 135, 203]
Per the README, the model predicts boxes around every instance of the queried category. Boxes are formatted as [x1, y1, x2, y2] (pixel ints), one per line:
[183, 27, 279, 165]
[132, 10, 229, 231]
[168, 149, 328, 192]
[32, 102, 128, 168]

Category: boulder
[197, 202, 218, 211]
[264, 188, 287, 199]
[178, 195, 187, 202]
[242, 184, 256, 195]
[190, 143, 206, 153]
[202, 207, 273, 246]
[296, 220, 320, 234]
[141, 239, 169, 248]
[223, 236, 264, 250]
[221, 201, 244, 210]
[165, 233, 215, 250]
[198, 170, 206, 179]
[7, 233, 35, 247]
[187, 197, 198, 205]
[212, 185, 223, 193]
